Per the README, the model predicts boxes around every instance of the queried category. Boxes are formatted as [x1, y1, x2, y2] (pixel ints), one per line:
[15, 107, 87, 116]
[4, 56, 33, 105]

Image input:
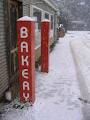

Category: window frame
[50, 14, 54, 30]
[32, 5, 43, 31]
[32, 5, 54, 31]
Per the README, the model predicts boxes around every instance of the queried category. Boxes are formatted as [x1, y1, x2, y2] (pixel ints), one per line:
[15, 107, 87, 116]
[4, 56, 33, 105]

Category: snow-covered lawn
[0, 31, 84, 120]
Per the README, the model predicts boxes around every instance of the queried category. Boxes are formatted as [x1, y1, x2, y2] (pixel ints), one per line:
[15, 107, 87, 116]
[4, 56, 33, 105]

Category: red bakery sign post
[41, 19, 50, 73]
[17, 16, 35, 104]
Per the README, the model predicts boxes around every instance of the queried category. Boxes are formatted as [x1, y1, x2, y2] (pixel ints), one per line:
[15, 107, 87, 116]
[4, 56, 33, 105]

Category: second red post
[41, 19, 50, 73]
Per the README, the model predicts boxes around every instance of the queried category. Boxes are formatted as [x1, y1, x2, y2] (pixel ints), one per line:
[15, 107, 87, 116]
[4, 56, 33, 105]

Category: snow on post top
[41, 19, 50, 22]
[17, 16, 35, 22]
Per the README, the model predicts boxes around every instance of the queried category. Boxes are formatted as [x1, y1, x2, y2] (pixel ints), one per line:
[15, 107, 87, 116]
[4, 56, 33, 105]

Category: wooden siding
[0, 0, 9, 97]
[23, 0, 30, 16]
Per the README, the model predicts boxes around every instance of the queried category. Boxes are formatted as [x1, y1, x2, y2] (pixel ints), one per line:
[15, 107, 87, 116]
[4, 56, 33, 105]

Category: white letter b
[20, 27, 28, 38]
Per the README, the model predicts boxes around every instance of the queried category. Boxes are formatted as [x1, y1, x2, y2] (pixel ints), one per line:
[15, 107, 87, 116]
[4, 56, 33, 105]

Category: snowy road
[0, 32, 83, 120]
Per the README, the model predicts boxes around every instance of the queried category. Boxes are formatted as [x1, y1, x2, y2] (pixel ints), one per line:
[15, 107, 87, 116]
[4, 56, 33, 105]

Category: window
[33, 8, 42, 30]
[45, 13, 49, 19]
[51, 15, 54, 29]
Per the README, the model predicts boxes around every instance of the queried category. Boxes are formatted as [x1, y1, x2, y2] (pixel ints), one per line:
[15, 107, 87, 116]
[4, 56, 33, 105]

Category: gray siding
[0, 0, 58, 97]
[30, 0, 58, 44]
[31, 0, 56, 14]
[23, 0, 30, 16]
[0, 0, 9, 97]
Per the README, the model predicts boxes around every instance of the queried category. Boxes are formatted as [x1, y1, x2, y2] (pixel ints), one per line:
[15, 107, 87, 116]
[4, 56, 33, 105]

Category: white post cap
[17, 16, 35, 22]
[41, 19, 50, 22]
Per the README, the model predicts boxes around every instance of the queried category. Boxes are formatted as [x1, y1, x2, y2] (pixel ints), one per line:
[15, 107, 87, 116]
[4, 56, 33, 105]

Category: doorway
[8, 0, 22, 83]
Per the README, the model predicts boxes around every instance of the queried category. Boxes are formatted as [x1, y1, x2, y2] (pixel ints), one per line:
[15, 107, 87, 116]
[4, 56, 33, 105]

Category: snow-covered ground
[70, 31, 90, 120]
[0, 31, 85, 120]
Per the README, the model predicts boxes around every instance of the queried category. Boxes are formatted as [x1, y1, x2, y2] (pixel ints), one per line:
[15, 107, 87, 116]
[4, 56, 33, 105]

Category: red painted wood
[17, 19, 35, 104]
[41, 21, 50, 73]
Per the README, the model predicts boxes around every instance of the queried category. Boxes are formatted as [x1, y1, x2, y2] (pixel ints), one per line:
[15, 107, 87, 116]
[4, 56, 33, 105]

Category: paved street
[70, 31, 90, 120]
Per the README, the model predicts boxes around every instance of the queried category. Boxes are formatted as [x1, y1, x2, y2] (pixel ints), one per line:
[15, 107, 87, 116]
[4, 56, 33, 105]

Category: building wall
[31, 0, 55, 14]
[0, 0, 9, 97]
[0, 0, 32, 98]
[22, 0, 58, 47]
[30, 0, 58, 61]
[0, 0, 58, 97]
[22, 0, 58, 61]
[23, 0, 30, 16]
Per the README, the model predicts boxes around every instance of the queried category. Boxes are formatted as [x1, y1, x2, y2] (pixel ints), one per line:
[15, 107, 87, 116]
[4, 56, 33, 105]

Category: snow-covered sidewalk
[0, 33, 83, 120]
